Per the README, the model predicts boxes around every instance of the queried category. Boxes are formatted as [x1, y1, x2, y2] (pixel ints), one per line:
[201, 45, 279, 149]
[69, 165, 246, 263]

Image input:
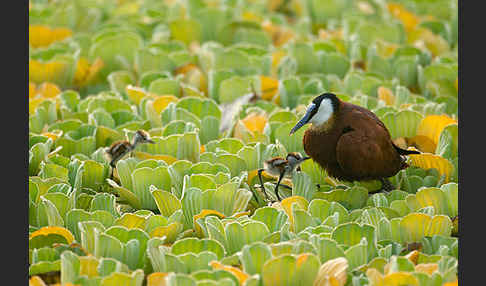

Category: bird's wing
[335, 109, 398, 179]
[336, 130, 385, 179]
[272, 159, 288, 167]
[109, 143, 124, 155]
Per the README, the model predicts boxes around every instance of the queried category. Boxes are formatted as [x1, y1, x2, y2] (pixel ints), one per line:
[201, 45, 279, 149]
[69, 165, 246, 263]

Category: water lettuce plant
[29, 0, 458, 285]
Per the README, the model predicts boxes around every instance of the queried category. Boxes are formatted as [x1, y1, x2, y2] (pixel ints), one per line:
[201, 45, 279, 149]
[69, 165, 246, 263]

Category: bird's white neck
[309, 98, 334, 127]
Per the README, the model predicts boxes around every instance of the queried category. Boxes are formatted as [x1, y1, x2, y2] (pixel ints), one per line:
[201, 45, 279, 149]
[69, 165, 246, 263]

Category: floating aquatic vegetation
[29, 0, 458, 284]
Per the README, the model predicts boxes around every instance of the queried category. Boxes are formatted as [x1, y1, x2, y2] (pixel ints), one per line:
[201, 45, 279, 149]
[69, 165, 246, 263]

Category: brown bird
[289, 93, 420, 192]
[257, 152, 310, 201]
[106, 130, 155, 178]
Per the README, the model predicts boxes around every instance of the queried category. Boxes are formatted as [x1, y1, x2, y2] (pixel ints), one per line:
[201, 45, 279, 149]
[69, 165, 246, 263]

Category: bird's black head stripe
[312, 93, 340, 113]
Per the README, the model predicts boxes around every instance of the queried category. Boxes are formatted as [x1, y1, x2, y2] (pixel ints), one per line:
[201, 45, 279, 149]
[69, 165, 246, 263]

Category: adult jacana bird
[258, 152, 310, 201]
[289, 93, 420, 192]
[106, 130, 155, 178]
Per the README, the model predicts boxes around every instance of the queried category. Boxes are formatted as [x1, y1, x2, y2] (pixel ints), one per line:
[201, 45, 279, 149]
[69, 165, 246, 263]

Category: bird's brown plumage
[303, 100, 410, 182]
[106, 141, 132, 167]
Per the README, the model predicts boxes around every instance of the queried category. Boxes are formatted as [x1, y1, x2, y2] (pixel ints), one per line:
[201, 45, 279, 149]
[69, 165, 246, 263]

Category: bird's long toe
[377, 178, 395, 193]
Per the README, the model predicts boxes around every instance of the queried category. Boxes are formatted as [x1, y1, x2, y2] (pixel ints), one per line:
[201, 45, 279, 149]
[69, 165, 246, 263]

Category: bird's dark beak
[302, 156, 311, 161]
[147, 139, 155, 144]
[290, 103, 316, 135]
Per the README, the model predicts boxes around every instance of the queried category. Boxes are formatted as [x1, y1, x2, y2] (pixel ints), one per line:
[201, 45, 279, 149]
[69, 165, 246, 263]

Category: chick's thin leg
[109, 161, 115, 180]
[258, 169, 271, 202]
[275, 172, 285, 201]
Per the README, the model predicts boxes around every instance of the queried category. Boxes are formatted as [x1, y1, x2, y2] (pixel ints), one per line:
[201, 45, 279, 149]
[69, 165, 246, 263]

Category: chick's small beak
[290, 103, 316, 135]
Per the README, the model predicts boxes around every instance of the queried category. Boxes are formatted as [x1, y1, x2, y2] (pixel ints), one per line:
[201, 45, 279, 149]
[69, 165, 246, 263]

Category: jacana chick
[258, 152, 310, 201]
[290, 93, 420, 192]
[106, 130, 155, 178]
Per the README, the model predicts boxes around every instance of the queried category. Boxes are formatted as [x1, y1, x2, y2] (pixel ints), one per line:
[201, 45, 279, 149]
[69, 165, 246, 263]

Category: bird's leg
[275, 172, 285, 201]
[109, 161, 116, 180]
[276, 183, 292, 190]
[257, 169, 271, 202]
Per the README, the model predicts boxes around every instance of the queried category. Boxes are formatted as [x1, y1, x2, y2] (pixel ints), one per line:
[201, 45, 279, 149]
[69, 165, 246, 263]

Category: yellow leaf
[42, 131, 62, 142]
[271, 50, 287, 77]
[366, 268, 384, 286]
[114, 213, 146, 229]
[281, 196, 308, 214]
[318, 29, 343, 41]
[324, 177, 340, 187]
[400, 213, 430, 243]
[29, 25, 72, 48]
[79, 255, 99, 278]
[414, 263, 438, 275]
[150, 222, 183, 244]
[133, 151, 178, 165]
[175, 64, 207, 94]
[404, 250, 420, 265]
[74, 57, 104, 87]
[425, 215, 452, 236]
[29, 97, 45, 115]
[262, 20, 294, 47]
[382, 272, 419, 286]
[375, 40, 400, 59]
[210, 261, 250, 285]
[406, 135, 436, 153]
[74, 58, 90, 85]
[417, 115, 457, 147]
[193, 209, 225, 237]
[29, 226, 75, 244]
[241, 11, 263, 23]
[174, 63, 198, 76]
[152, 95, 179, 114]
[126, 85, 148, 105]
[408, 152, 454, 182]
[407, 27, 450, 57]
[29, 276, 47, 286]
[378, 86, 395, 106]
[296, 253, 310, 266]
[241, 113, 267, 134]
[313, 257, 348, 286]
[147, 272, 169, 286]
[280, 196, 309, 231]
[232, 211, 251, 218]
[260, 76, 279, 101]
[38, 82, 61, 99]
[29, 82, 37, 98]
[247, 169, 260, 186]
[387, 3, 420, 32]
[29, 60, 68, 84]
